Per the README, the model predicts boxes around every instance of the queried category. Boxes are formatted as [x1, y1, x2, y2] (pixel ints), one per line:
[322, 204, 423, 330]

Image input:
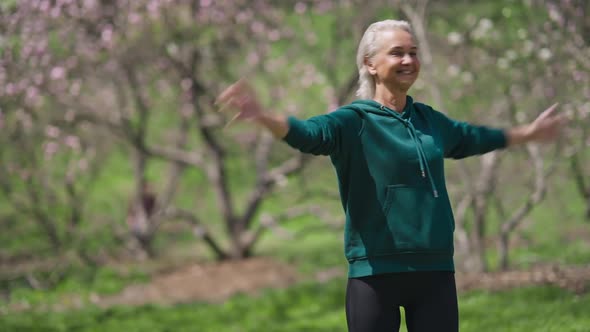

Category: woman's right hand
[216, 79, 264, 124]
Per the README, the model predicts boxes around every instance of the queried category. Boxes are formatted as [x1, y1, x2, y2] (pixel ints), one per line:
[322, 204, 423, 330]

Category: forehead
[377, 29, 417, 50]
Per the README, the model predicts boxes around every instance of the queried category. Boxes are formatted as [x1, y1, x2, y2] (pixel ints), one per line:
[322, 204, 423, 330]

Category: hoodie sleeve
[282, 107, 361, 157]
[428, 107, 508, 159]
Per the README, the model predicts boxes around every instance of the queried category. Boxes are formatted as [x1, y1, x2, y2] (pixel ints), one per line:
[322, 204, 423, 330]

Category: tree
[1, 0, 384, 261]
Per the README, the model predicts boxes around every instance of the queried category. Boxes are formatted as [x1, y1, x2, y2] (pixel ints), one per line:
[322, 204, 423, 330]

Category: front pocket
[381, 185, 453, 252]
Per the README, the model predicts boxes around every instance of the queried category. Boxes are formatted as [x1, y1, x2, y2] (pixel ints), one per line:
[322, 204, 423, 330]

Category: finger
[217, 99, 234, 114]
[216, 82, 240, 105]
[540, 102, 559, 119]
[217, 94, 242, 113]
[223, 112, 244, 130]
[215, 89, 234, 106]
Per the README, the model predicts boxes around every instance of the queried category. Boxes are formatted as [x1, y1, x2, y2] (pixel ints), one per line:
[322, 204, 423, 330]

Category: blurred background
[0, 0, 589, 331]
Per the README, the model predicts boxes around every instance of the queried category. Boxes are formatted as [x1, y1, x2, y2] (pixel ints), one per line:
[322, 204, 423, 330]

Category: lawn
[2, 278, 589, 332]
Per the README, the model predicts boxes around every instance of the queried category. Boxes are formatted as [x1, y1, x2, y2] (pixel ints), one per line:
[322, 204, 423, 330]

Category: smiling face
[365, 28, 420, 92]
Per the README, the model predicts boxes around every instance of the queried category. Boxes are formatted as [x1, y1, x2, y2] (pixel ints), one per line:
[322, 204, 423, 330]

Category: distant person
[217, 19, 566, 332]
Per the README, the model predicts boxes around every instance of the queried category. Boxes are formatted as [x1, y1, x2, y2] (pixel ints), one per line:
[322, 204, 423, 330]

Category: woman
[217, 20, 565, 332]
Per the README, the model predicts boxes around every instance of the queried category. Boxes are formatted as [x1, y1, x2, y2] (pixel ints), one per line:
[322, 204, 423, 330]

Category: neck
[373, 86, 408, 113]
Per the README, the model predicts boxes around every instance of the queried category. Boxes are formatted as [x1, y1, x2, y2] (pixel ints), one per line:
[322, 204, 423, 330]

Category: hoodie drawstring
[380, 105, 439, 198]
[406, 122, 439, 198]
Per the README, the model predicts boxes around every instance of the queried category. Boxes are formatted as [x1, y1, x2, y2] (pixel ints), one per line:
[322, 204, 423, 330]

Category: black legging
[346, 271, 458, 332]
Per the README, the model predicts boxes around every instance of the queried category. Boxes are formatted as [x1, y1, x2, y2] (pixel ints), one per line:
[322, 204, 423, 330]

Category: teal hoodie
[283, 96, 507, 278]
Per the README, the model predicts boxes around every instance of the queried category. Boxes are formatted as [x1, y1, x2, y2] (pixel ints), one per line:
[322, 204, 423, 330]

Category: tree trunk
[472, 195, 489, 272]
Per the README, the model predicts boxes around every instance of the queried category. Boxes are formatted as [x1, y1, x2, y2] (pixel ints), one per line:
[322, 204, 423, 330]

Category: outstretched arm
[216, 79, 289, 139]
[506, 103, 567, 146]
[217, 79, 357, 157]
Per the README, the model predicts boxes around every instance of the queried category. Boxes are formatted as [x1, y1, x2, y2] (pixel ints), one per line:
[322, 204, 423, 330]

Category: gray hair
[355, 20, 415, 99]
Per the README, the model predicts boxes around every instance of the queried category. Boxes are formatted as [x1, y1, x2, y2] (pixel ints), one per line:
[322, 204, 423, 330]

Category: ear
[364, 56, 377, 75]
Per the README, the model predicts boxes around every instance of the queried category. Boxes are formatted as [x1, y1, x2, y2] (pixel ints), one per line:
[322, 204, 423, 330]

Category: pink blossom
[247, 52, 259, 66]
[50, 6, 61, 18]
[22, 44, 32, 58]
[65, 56, 78, 69]
[314, 0, 333, 13]
[50, 66, 66, 80]
[294, 2, 307, 14]
[236, 10, 253, 24]
[43, 141, 59, 160]
[181, 78, 192, 91]
[200, 0, 212, 7]
[5, 83, 15, 96]
[251, 21, 265, 35]
[66, 3, 80, 17]
[35, 39, 48, 55]
[147, 0, 160, 19]
[64, 135, 80, 150]
[46, 125, 60, 138]
[25, 86, 40, 105]
[101, 25, 113, 44]
[128, 12, 141, 24]
[268, 30, 280, 41]
[39, 0, 51, 12]
[83, 0, 97, 10]
[211, 10, 226, 23]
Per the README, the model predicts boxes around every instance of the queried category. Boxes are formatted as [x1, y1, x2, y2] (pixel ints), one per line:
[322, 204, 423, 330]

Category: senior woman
[217, 19, 565, 332]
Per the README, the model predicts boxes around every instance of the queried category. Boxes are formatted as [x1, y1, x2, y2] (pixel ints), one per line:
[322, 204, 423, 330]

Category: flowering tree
[397, 0, 580, 271]
[0, 1, 107, 261]
[542, 0, 590, 219]
[0, 0, 384, 261]
[2, 0, 583, 268]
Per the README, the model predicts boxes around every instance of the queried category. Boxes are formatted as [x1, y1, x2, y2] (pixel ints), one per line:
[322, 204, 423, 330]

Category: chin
[396, 81, 415, 91]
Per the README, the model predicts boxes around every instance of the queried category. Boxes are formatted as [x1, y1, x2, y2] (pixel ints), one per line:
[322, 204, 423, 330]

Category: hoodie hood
[350, 96, 414, 120]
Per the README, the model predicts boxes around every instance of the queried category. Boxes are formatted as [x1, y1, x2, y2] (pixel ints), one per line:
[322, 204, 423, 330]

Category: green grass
[2, 266, 149, 311]
[1, 279, 589, 332]
[461, 286, 590, 332]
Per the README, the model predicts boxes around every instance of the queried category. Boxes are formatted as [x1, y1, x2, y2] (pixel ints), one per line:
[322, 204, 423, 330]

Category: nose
[401, 53, 414, 65]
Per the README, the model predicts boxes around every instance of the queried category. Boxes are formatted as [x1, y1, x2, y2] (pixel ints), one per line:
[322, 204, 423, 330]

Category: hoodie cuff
[282, 116, 306, 148]
[491, 128, 509, 149]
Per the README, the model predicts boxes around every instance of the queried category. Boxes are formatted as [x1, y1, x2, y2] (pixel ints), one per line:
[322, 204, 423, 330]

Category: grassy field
[2, 278, 590, 332]
[2, 168, 589, 331]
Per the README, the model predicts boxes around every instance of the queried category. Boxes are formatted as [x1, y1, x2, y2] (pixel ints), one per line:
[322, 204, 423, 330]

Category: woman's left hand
[527, 103, 568, 143]
[508, 103, 568, 146]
